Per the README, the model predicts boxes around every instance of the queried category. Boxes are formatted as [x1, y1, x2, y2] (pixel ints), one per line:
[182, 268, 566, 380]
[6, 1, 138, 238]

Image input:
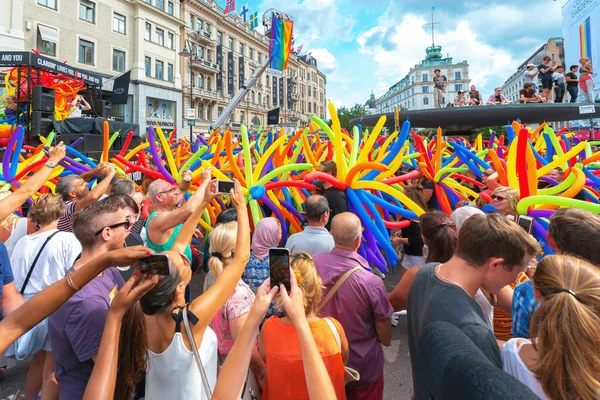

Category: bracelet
[66, 272, 81, 292]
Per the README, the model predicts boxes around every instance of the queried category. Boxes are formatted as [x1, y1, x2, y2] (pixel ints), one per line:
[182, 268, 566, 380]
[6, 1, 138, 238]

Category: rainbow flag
[579, 17, 592, 60]
[268, 13, 293, 77]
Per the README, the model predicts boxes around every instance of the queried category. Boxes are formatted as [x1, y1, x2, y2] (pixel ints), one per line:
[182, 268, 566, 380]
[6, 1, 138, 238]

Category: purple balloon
[528, 210, 554, 218]
[148, 126, 175, 183]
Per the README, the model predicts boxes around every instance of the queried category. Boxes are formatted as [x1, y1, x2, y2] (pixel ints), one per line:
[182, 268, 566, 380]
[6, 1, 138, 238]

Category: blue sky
[247, 0, 565, 112]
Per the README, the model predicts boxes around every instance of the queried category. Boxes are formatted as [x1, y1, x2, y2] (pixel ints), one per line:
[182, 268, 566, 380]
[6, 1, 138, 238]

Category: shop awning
[38, 25, 59, 44]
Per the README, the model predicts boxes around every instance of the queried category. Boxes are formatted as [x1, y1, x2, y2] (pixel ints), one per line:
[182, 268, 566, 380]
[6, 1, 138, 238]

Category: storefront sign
[146, 98, 175, 128]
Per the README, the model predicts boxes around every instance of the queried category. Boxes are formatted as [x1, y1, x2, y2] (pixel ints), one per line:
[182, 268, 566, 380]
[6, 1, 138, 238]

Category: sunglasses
[491, 195, 506, 201]
[94, 220, 133, 236]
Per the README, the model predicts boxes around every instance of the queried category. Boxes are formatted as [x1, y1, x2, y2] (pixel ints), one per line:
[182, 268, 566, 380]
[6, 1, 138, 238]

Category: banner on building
[267, 12, 293, 78]
[216, 45, 223, 90]
[227, 51, 234, 95]
[279, 76, 284, 107]
[562, 0, 600, 90]
[111, 70, 131, 105]
[267, 107, 280, 125]
[239, 56, 245, 89]
[287, 77, 292, 110]
[146, 98, 175, 128]
[272, 77, 278, 106]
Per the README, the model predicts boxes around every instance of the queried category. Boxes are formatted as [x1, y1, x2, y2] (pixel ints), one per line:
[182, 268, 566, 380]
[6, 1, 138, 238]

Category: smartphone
[269, 247, 291, 292]
[216, 180, 235, 194]
[517, 216, 534, 234]
[139, 254, 171, 276]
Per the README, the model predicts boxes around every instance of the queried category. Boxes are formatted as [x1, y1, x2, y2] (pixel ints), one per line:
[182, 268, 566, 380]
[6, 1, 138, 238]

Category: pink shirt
[210, 279, 255, 361]
[313, 248, 393, 387]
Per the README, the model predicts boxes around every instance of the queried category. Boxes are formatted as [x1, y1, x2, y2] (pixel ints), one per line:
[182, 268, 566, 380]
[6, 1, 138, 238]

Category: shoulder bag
[20, 231, 60, 294]
[316, 266, 362, 313]
[323, 317, 360, 385]
[182, 306, 214, 398]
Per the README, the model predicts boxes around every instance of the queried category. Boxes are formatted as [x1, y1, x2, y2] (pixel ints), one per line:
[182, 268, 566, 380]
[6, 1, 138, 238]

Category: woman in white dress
[502, 255, 600, 400]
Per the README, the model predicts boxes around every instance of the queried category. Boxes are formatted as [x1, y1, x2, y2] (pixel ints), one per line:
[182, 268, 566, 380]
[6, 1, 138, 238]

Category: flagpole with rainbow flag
[267, 12, 294, 78]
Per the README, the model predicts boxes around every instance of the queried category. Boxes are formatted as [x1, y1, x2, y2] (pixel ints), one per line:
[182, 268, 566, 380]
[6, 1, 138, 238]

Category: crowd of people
[0, 138, 599, 400]
[439, 56, 596, 108]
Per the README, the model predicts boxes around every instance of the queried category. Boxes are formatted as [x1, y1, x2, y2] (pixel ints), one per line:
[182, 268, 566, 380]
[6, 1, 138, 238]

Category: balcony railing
[191, 58, 220, 73]
[190, 87, 222, 101]
[190, 29, 215, 45]
[291, 93, 301, 101]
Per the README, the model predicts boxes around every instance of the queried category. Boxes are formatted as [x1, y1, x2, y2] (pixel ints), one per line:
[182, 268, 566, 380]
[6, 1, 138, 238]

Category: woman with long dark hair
[391, 184, 428, 269]
[388, 211, 458, 311]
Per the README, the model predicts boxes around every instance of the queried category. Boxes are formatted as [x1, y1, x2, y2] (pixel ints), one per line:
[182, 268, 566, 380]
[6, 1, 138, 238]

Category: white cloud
[308, 48, 338, 74]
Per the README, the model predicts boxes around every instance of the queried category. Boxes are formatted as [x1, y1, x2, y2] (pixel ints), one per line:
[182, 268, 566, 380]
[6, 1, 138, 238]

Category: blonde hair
[0, 191, 19, 231]
[531, 255, 600, 400]
[206, 222, 237, 288]
[28, 193, 65, 226]
[275, 253, 323, 316]
[491, 186, 519, 213]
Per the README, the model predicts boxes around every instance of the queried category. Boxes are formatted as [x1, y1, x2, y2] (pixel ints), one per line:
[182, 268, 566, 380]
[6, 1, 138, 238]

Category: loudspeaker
[32, 86, 55, 113]
[94, 100, 112, 117]
[59, 134, 105, 153]
[31, 111, 54, 137]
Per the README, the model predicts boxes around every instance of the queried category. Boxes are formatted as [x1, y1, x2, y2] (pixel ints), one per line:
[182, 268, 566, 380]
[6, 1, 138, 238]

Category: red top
[262, 316, 346, 400]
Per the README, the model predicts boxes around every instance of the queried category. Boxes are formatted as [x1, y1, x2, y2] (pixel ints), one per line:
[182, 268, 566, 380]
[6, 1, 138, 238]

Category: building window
[250, 91, 255, 103]
[197, 46, 204, 59]
[112, 49, 125, 72]
[217, 31, 222, 45]
[422, 73, 428, 82]
[455, 71, 462, 80]
[423, 97, 429, 105]
[145, 56, 151, 77]
[79, 0, 95, 23]
[145, 22, 151, 40]
[205, 23, 211, 35]
[455, 84, 463, 92]
[228, 37, 233, 49]
[207, 49, 212, 62]
[258, 53, 262, 63]
[308, 103, 311, 113]
[113, 13, 126, 34]
[240, 111, 245, 124]
[412, 98, 415, 107]
[167, 0, 173, 15]
[155, 60, 164, 80]
[411, 88, 415, 96]
[207, 105, 211, 120]
[38, 0, 57, 10]
[207, 77, 212, 91]
[78, 38, 94, 64]
[198, 73, 204, 89]
[307, 72, 310, 80]
[422, 86, 429, 93]
[156, 28, 164, 46]
[156, 0, 164, 11]
[308, 87, 311, 96]
[167, 63, 173, 82]
[249, 48, 254, 59]
[189, 15, 194, 29]
[37, 25, 58, 57]
[168, 32, 174, 49]
[218, 106, 223, 116]
[239, 43, 245, 55]
[258, 93, 261, 104]
[198, 104, 204, 119]
[197, 18, 204, 31]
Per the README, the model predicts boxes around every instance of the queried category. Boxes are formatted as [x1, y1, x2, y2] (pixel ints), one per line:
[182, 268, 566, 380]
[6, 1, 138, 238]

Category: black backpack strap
[20, 230, 60, 294]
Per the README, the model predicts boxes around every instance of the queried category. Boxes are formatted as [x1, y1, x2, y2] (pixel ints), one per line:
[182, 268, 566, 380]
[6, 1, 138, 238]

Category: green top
[145, 212, 192, 261]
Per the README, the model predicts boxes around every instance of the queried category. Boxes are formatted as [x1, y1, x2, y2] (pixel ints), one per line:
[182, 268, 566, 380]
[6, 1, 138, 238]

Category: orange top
[261, 316, 346, 400]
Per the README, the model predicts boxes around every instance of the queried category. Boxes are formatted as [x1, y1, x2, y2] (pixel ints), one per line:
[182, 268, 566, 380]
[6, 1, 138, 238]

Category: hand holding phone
[216, 180, 235, 194]
[269, 248, 291, 292]
[139, 254, 171, 276]
[517, 216, 534, 234]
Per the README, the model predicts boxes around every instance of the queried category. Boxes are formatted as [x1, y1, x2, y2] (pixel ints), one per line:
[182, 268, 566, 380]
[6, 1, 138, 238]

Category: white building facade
[0, 0, 25, 52]
[21, 0, 184, 135]
[376, 45, 470, 113]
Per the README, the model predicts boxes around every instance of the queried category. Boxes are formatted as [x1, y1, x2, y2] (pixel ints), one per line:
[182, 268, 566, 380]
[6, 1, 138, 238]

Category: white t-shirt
[523, 69, 537, 84]
[474, 288, 494, 332]
[11, 229, 82, 296]
[4, 217, 28, 257]
[502, 338, 547, 399]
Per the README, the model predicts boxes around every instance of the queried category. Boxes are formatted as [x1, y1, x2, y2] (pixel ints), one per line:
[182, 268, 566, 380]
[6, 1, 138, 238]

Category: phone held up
[269, 247, 291, 292]
[517, 215, 534, 235]
[216, 180, 235, 194]
[139, 254, 171, 276]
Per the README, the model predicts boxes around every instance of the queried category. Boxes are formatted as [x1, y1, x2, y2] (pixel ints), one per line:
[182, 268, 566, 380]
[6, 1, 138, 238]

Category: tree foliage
[335, 104, 370, 132]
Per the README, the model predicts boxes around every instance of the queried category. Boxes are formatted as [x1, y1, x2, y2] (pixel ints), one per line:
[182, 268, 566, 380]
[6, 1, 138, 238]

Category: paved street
[0, 268, 413, 400]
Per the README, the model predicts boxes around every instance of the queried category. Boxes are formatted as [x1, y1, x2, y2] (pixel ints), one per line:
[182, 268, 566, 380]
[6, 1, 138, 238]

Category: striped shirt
[57, 201, 77, 232]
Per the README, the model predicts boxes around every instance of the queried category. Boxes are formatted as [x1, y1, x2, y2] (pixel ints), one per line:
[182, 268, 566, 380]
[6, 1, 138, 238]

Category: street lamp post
[179, 40, 200, 144]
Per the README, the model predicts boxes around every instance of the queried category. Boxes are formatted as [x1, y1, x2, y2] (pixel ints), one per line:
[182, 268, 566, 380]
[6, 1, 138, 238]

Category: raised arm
[212, 279, 278, 400]
[148, 168, 211, 233]
[0, 246, 150, 353]
[0, 142, 65, 221]
[83, 274, 157, 400]
[74, 165, 116, 211]
[280, 268, 337, 400]
[187, 179, 250, 332]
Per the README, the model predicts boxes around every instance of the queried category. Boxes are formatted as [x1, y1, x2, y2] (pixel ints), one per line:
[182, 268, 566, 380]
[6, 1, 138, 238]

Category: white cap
[526, 63, 535, 67]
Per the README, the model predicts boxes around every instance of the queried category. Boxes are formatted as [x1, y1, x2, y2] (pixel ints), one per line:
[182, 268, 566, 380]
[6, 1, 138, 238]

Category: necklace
[436, 264, 472, 297]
